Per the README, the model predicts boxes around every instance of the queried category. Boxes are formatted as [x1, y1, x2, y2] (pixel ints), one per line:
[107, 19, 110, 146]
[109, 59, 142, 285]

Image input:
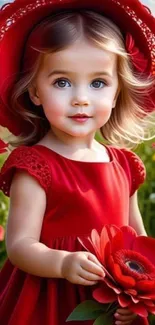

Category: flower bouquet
[66, 225, 155, 325]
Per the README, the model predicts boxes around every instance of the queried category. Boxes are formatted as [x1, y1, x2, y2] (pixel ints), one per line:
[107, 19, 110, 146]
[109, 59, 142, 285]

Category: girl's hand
[114, 308, 137, 325]
[61, 251, 105, 285]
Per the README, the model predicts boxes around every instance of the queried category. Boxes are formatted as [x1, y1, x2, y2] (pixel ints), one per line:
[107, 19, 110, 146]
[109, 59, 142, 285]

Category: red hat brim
[0, 0, 155, 135]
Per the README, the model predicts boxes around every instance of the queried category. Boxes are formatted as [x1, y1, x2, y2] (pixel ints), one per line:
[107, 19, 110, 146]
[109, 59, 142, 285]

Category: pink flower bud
[0, 225, 5, 241]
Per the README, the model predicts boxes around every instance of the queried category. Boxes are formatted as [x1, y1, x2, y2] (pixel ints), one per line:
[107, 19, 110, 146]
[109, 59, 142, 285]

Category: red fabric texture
[0, 145, 146, 325]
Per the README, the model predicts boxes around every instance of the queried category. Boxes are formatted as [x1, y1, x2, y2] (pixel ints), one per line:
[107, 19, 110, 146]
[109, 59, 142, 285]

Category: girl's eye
[91, 80, 106, 89]
[54, 79, 71, 88]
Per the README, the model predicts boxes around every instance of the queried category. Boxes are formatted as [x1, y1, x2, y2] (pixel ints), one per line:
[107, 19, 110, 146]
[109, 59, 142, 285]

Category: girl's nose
[71, 92, 90, 107]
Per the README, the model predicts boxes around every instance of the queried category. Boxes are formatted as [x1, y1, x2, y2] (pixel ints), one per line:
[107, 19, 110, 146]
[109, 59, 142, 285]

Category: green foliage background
[0, 141, 155, 323]
[136, 143, 155, 236]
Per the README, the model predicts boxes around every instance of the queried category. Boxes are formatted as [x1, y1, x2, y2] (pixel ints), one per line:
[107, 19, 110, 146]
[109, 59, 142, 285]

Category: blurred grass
[136, 141, 155, 236]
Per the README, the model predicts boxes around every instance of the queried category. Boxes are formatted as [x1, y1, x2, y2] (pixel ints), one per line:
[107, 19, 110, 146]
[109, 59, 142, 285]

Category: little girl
[0, 1, 155, 325]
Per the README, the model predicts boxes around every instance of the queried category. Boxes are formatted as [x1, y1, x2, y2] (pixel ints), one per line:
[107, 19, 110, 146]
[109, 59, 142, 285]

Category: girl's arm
[129, 191, 147, 236]
[6, 170, 69, 278]
[6, 171, 104, 283]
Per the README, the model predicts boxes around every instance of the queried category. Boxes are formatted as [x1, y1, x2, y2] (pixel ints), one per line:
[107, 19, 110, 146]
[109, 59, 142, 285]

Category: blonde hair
[10, 10, 155, 148]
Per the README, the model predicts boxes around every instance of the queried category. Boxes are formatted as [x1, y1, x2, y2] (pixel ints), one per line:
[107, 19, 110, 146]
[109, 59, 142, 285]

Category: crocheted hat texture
[0, 0, 155, 136]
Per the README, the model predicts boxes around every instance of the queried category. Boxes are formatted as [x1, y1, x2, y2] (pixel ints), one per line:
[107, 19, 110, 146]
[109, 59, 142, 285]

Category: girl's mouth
[69, 114, 92, 123]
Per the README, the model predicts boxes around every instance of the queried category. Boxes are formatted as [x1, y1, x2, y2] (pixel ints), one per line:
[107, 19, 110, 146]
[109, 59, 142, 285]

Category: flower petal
[118, 293, 131, 307]
[136, 280, 155, 292]
[91, 229, 103, 261]
[110, 231, 124, 254]
[138, 293, 155, 300]
[144, 300, 155, 307]
[129, 302, 148, 317]
[120, 225, 137, 249]
[100, 225, 119, 262]
[91, 229, 100, 253]
[133, 236, 155, 265]
[112, 263, 136, 289]
[93, 282, 116, 304]
[78, 237, 96, 255]
[106, 255, 118, 283]
[105, 224, 120, 239]
[125, 289, 137, 296]
[131, 296, 139, 304]
[78, 235, 102, 262]
[147, 306, 155, 314]
[100, 228, 111, 264]
[104, 277, 121, 294]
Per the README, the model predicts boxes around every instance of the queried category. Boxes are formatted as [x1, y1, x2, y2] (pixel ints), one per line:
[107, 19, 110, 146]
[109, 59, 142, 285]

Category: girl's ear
[28, 84, 41, 106]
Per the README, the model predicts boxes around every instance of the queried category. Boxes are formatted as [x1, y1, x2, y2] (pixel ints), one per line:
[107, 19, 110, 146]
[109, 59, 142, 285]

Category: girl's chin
[50, 125, 97, 138]
[66, 130, 96, 138]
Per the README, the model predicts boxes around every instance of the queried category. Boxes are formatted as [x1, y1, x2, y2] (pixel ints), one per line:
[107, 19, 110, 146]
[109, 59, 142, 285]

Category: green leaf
[93, 313, 113, 325]
[66, 300, 106, 322]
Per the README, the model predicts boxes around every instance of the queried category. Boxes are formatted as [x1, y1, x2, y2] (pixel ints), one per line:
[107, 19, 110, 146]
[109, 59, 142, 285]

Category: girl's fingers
[79, 268, 102, 281]
[77, 277, 98, 286]
[115, 313, 136, 321]
[116, 308, 136, 316]
[115, 308, 137, 325]
[87, 253, 103, 267]
[81, 259, 104, 277]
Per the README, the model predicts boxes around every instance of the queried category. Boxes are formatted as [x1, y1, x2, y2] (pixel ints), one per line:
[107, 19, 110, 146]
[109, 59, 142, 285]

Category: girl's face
[29, 38, 118, 141]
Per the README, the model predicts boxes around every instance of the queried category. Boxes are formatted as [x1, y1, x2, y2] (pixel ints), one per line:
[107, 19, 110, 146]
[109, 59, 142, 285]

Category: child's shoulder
[108, 145, 146, 196]
[0, 145, 52, 197]
[109, 145, 144, 168]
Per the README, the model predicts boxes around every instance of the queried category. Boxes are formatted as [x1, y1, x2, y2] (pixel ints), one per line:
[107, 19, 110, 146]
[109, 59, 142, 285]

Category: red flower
[79, 225, 155, 321]
[0, 139, 8, 154]
[126, 34, 148, 73]
[0, 225, 5, 241]
[151, 143, 155, 149]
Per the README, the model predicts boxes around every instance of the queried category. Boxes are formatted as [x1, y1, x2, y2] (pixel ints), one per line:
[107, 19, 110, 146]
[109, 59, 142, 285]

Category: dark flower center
[125, 260, 144, 273]
[113, 249, 155, 280]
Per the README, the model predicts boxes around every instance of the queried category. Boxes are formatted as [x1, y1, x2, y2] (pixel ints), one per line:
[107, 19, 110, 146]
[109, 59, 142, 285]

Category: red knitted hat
[0, 0, 155, 136]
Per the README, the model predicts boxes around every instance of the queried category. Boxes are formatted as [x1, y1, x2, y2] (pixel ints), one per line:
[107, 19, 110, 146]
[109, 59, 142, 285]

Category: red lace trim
[114, 1, 155, 75]
[0, 146, 52, 196]
[121, 149, 146, 196]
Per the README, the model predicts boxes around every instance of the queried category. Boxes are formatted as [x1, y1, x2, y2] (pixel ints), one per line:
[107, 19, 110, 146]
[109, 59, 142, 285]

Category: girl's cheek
[97, 104, 113, 115]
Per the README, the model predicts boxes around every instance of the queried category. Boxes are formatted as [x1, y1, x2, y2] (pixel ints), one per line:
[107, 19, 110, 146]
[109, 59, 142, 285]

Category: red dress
[0, 144, 146, 325]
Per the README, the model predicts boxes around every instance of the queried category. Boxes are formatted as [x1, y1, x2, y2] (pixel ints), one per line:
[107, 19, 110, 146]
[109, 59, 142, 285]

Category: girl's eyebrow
[48, 70, 112, 78]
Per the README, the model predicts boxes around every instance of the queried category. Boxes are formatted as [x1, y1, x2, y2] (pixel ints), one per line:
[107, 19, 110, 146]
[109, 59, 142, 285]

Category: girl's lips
[69, 116, 92, 122]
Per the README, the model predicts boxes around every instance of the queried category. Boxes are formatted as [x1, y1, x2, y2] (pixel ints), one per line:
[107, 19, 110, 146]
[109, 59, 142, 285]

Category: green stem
[106, 302, 118, 316]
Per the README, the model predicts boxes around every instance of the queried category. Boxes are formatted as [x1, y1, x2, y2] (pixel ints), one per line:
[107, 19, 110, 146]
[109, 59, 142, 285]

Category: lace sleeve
[121, 149, 146, 196]
[0, 146, 52, 196]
